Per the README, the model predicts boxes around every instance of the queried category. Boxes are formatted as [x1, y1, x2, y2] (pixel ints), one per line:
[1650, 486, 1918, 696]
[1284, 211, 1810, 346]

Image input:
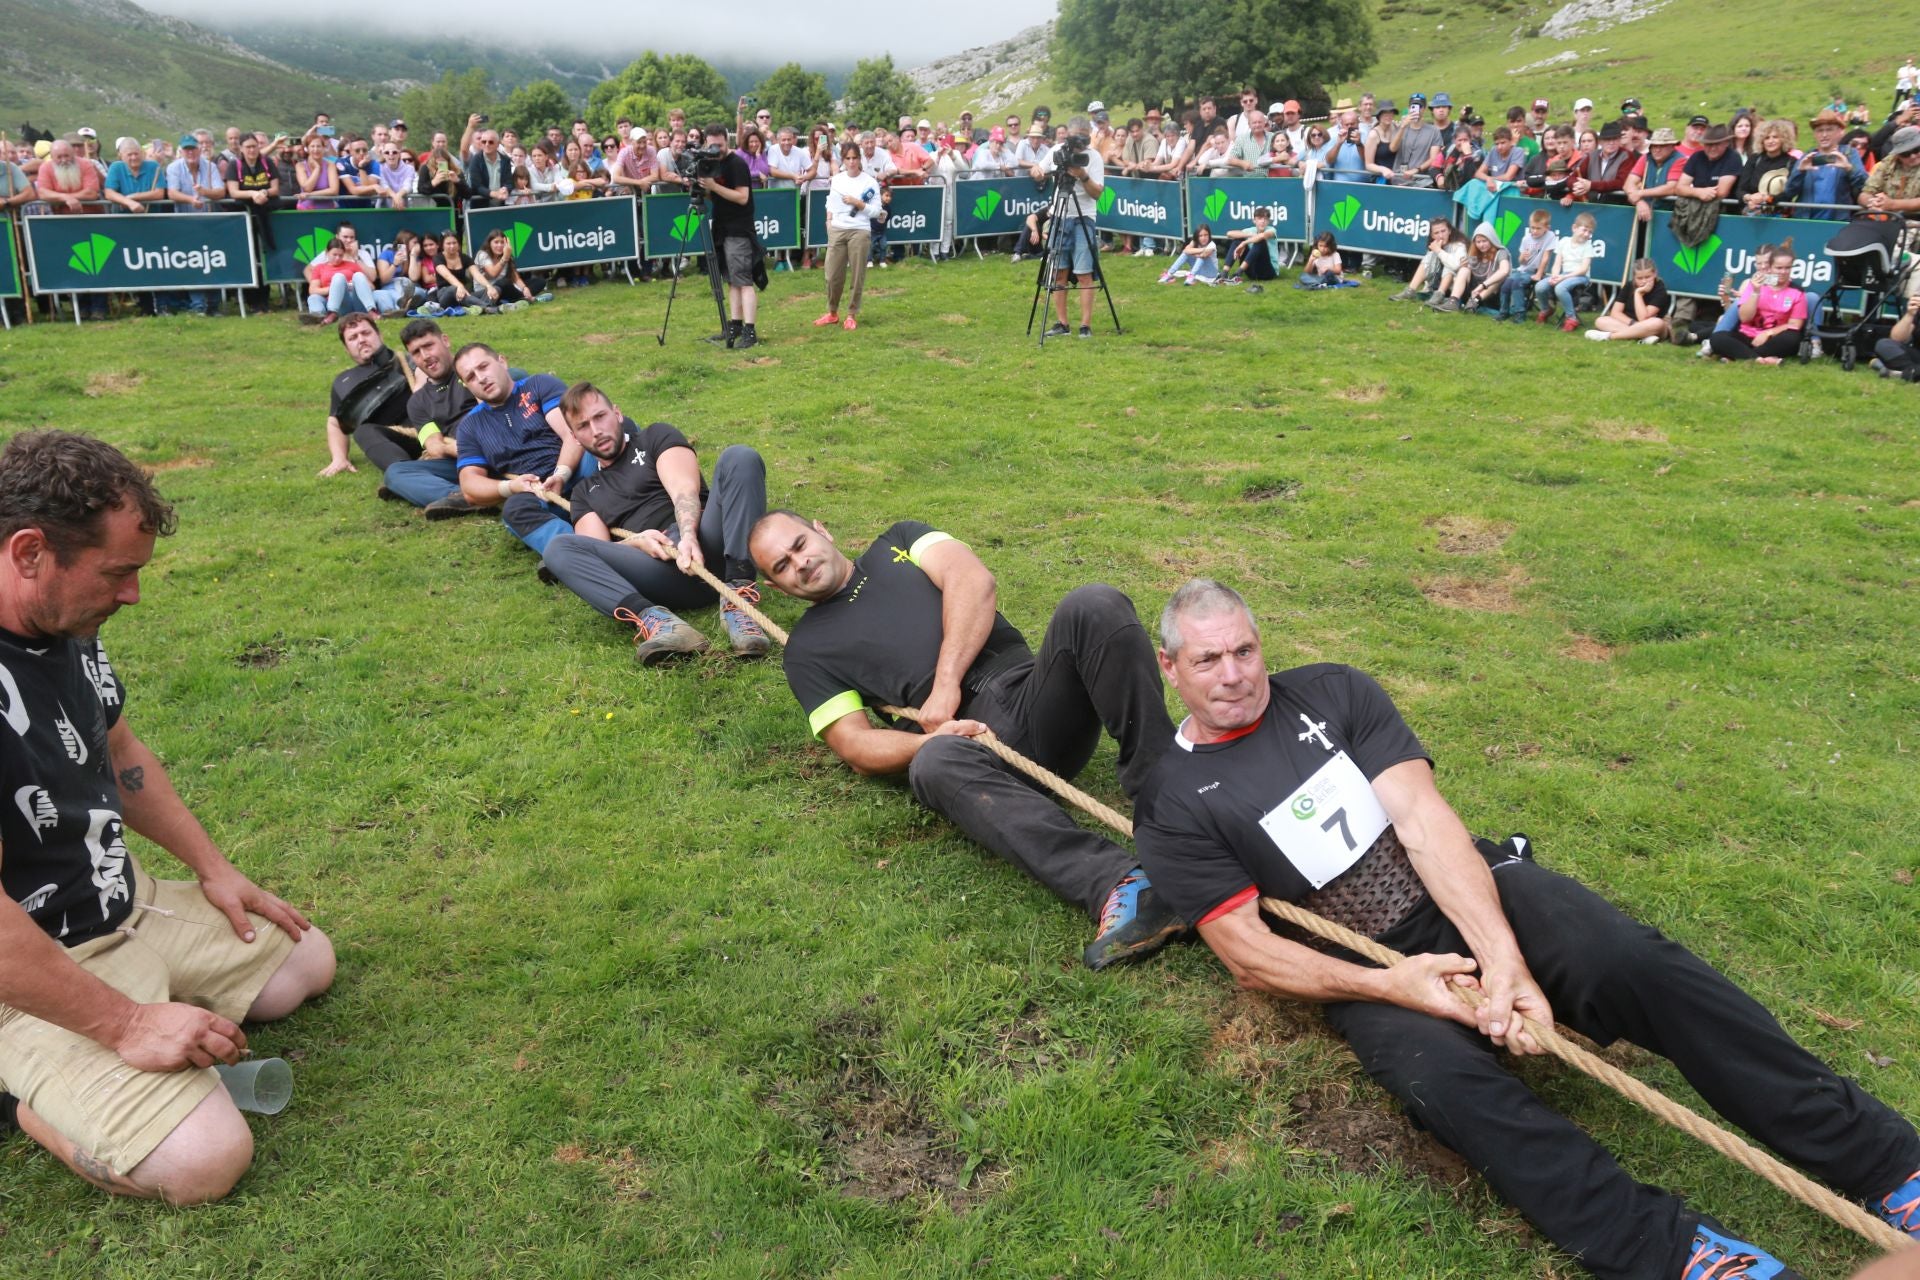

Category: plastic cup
[214, 1057, 293, 1116]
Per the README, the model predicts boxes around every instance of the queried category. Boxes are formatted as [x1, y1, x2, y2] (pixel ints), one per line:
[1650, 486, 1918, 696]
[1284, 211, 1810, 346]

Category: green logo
[292, 228, 335, 267]
[508, 222, 534, 257]
[1096, 186, 1116, 216]
[1202, 189, 1228, 221]
[1328, 195, 1361, 232]
[1291, 795, 1317, 820]
[1493, 210, 1521, 244]
[67, 233, 116, 276]
[971, 189, 1002, 221]
[1671, 233, 1723, 276]
[670, 210, 703, 244]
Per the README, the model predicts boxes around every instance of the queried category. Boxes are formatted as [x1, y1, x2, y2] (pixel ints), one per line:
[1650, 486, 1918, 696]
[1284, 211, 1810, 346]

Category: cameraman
[694, 122, 766, 351]
[1037, 116, 1104, 339]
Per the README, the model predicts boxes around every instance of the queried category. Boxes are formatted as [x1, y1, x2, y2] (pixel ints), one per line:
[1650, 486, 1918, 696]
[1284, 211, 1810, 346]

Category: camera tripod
[656, 186, 733, 347]
[1024, 166, 1122, 346]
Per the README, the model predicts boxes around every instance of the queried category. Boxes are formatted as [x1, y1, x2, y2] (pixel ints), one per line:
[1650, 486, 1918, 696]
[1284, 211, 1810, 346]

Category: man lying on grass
[748, 511, 1185, 970]
[1136, 578, 1920, 1280]
[0, 431, 335, 1204]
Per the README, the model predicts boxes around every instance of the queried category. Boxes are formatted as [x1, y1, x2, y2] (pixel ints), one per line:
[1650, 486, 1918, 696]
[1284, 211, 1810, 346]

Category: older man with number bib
[748, 512, 1185, 970]
[1135, 579, 1920, 1280]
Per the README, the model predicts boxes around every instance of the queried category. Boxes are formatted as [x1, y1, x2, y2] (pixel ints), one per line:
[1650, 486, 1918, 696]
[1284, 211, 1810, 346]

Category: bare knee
[246, 926, 335, 1022]
[127, 1088, 254, 1205]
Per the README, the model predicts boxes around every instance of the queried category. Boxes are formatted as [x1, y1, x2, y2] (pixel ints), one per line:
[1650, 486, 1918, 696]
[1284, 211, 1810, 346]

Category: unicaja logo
[1328, 195, 1361, 232]
[971, 189, 1002, 221]
[68, 233, 116, 276]
[508, 223, 534, 256]
[1203, 189, 1228, 221]
[1493, 210, 1522, 244]
[1096, 186, 1116, 216]
[670, 210, 703, 244]
[1671, 233, 1723, 275]
[292, 229, 335, 266]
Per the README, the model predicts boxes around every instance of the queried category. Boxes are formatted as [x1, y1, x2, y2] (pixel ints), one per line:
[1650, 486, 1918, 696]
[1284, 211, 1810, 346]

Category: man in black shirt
[381, 319, 483, 518]
[317, 314, 414, 484]
[695, 122, 767, 350]
[1137, 580, 1920, 1280]
[1678, 122, 1743, 205]
[0, 432, 334, 1204]
[749, 512, 1184, 970]
[540, 382, 769, 664]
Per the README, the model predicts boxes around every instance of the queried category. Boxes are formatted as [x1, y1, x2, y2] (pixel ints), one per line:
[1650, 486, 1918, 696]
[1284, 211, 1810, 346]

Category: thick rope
[532, 489, 1911, 1251]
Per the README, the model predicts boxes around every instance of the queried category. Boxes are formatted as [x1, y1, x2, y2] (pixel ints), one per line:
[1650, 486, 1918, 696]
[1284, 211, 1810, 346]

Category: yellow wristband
[419, 424, 442, 442]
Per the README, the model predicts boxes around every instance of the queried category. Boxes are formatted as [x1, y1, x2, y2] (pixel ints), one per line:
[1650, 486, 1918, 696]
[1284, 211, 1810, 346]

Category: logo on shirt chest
[631, 448, 647, 467]
[889, 546, 911, 564]
[1296, 714, 1335, 752]
[15, 784, 57, 836]
[54, 704, 88, 765]
[518, 391, 538, 417]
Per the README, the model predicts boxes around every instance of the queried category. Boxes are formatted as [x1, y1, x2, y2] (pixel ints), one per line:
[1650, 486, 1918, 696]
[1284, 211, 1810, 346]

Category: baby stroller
[1802, 211, 1912, 371]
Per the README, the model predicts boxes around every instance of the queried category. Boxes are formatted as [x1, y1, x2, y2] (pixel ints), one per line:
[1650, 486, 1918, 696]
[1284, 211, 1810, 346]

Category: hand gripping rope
[530, 488, 1910, 1255]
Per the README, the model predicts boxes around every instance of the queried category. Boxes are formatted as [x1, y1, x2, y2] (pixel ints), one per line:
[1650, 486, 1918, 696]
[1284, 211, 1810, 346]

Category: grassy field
[0, 254, 1916, 1280]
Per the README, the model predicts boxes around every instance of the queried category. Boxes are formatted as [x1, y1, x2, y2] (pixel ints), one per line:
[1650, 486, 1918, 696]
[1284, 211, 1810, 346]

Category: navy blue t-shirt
[456, 372, 567, 479]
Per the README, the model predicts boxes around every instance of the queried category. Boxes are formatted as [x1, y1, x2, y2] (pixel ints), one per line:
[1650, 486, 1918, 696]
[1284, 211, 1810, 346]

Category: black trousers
[352, 423, 422, 472]
[1708, 329, 1801, 361]
[907, 585, 1173, 918]
[1323, 842, 1920, 1280]
[1874, 337, 1917, 375]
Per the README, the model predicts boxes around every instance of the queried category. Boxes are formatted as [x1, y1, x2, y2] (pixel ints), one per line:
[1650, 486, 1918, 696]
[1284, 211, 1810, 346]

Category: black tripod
[1025, 167, 1122, 346]
[656, 188, 733, 347]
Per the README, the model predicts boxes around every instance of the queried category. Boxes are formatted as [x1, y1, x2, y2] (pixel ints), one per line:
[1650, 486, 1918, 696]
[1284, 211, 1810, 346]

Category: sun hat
[1649, 127, 1679, 146]
[1884, 126, 1920, 159]
[1573, 97, 1594, 111]
[1701, 123, 1732, 144]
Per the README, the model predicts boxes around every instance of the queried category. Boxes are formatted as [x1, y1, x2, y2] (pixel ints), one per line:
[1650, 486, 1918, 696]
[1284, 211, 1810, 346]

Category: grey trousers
[907, 584, 1173, 918]
[539, 445, 766, 616]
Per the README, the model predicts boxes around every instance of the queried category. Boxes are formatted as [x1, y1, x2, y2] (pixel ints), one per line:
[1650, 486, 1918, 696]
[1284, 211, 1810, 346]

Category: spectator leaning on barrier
[295, 136, 339, 210]
[373, 140, 415, 209]
[102, 137, 166, 213]
[223, 132, 281, 248]
[1626, 126, 1688, 222]
[163, 134, 223, 211]
[1365, 102, 1400, 180]
[0, 138, 33, 211]
[1737, 120, 1798, 213]
[1785, 109, 1867, 218]
[767, 129, 807, 190]
[1477, 126, 1525, 187]
[36, 138, 99, 212]
[1678, 123, 1743, 213]
[1582, 122, 1633, 201]
[1228, 111, 1276, 173]
[466, 131, 512, 208]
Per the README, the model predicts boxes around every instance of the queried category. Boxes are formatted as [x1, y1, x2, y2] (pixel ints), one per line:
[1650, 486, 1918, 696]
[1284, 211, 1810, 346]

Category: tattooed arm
[653, 445, 708, 574]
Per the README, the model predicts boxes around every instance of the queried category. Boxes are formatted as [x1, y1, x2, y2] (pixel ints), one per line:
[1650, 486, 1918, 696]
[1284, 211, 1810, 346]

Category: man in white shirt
[1014, 123, 1052, 176]
[1036, 117, 1106, 339]
[765, 128, 808, 189]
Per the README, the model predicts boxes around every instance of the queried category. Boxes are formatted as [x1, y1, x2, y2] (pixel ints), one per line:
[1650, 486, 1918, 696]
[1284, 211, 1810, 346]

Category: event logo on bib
[1290, 794, 1317, 819]
[67, 233, 117, 277]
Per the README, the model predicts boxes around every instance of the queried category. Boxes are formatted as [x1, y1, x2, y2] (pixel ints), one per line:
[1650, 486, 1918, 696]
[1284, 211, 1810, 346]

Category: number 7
[1321, 807, 1355, 850]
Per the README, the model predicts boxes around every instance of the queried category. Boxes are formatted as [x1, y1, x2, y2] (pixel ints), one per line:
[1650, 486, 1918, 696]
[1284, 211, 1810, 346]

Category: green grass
[0, 259, 1916, 1279]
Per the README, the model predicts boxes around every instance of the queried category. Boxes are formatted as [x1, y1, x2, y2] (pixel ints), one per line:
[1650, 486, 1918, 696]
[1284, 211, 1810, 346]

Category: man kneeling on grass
[1135, 578, 1920, 1280]
[748, 511, 1185, 970]
[539, 382, 770, 665]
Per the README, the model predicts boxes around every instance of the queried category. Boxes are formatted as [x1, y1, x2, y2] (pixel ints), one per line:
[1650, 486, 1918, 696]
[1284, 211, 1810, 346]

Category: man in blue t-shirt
[451, 344, 588, 555]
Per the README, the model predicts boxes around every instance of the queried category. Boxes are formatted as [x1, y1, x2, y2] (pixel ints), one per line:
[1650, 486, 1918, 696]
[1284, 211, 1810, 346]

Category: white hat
[1573, 97, 1594, 111]
[917, 119, 931, 129]
[1269, 103, 1285, 117]
[1086, 100, 1106, 113]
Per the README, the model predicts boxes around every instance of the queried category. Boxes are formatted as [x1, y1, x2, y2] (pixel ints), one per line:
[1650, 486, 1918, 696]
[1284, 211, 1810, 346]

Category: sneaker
[1158, 272, 1174, 284]
[320, 311, 339, 326]
[536, 564, 559, 586]
[418, 302, 444, 317]
[1561, 316, 1581, 333]
[1876, 1166, 1920, 1239]
[1536, 310, 1552, 324]
[733, 329, 758, 351]
[1084, 869, 1186, 970]
[843, 315, 857, 331]
[1077, 325, 1091, 339]
[1697, 344, 1714, 358]
[1388, 287, 1417, 302]
[813, 312, 840, 327]
[1430, 296, 1461, 313]
[375, 484, 403, 502]
[1870, 356, 1891, 377]
[719, 583, 770, 658]
[620, 605, 711, 667]
[533, 292, 555, 304]
[1045, 322, 1070, 337]
[1680, 1222, 1804, 1280]
[422, 492, 480, 520]
[1585, 329, 1610, 341]
[878, 260, 889, 269]
[1640, 334, 1662, 346]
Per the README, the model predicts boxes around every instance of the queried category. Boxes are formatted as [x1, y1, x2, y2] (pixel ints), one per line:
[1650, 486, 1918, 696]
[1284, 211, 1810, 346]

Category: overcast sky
[143, 0, 1055, 65]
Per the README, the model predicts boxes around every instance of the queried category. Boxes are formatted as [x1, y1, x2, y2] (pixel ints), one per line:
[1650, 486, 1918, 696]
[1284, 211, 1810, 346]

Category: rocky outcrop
[904, 22, 1054, 113]
[1537, 0, 1673, 40]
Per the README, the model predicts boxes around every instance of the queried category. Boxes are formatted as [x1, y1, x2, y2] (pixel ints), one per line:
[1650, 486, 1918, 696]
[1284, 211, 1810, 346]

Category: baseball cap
[33, 140, 51, 158]
[1408, 92, 1428, 105]
[1269, 103, 1285, 116]
[1086, 100, 1106, 113]
[1688, 114, 1710, 128]
[1432, 92, 1452, 107]
[1283, 99, 1301, 113]
[1532, 98, 1550, 110]
[1573, 97, 1594, 111]
[1620, 97, 1643, 113]
[78, 125, 97, 138]
[178, 134, 199, 148]
[390, 118, 406, 129]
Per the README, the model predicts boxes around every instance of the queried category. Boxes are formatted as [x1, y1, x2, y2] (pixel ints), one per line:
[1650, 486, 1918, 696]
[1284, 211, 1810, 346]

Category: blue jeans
[309, 274, 377, 314]
[1535, 274, 1590, 317]
[384, 459, 460, 508]
[1164, 253, 1218, 281]
[1500, 271, 1535, 316]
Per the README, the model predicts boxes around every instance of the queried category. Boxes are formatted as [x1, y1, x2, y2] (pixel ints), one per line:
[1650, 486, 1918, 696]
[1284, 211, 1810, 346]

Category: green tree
[497, 79, 576, 140]
[751, 63, 833, 130]
[1052, 0, 1374, 114]
[840, 55, 922, 130]
[586, 52, 734, 137]
[395, 68, 494, 142]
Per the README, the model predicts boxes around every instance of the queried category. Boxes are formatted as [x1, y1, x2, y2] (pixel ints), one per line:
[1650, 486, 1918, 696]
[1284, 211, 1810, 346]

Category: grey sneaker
[1045, 322, 1070, 337]
[422, 492, 481, 520]
[1388, 287, 1417, 302]
[626, 606, 711, 666]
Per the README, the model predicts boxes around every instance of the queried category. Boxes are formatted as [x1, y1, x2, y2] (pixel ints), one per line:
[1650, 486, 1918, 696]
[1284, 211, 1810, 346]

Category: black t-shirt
[574, 420, 705, 534]
[1135, 665, 1430, 929]
[329, 347, 409, 432]
[0, 628, 133, 946]
[708, 152, 756, 239]
[1629, 279, 1672, 318]
[1682, 148, 1743, 190]
[781, 520, 1029, 738]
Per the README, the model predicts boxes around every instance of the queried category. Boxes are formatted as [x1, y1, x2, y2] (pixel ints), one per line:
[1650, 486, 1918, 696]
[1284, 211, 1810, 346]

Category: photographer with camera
[692, 122, 767, 351]
[1037, 117, 1105, 340]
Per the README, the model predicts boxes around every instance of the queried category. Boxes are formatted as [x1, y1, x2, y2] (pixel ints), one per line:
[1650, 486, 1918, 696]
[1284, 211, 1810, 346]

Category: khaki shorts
[0, 859, 296, 1175]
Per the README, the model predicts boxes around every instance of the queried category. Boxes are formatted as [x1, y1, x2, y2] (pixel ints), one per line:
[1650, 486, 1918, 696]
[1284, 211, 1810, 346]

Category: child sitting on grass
[1160, 226, 1221, 285]
[1223, 207, 1281, 283]
[1296, 232, 1343, 288]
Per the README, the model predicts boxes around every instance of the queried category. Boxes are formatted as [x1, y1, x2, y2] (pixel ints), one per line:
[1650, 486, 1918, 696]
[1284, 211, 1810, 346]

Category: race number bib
[1257, 752, 1391, 889]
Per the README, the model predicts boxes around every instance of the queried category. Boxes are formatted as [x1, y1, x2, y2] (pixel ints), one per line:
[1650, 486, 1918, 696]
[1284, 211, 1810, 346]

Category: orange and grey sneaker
[719, 582, 770, 658]
[1878, 1167, 1920, 1241]
[616, 605, 710, 667]
[1680, 1222, 1803, 1280]
[1084, 868, 1185, 971]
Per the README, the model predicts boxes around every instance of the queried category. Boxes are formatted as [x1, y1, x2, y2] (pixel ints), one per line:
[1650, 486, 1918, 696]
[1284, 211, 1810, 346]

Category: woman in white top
[970, 128, 1014, 178]
[817, 142, 880, 330]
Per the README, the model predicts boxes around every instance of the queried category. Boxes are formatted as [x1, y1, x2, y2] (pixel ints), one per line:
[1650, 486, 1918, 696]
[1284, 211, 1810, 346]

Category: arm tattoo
[672, 492, 702, 542]
[118, 766, 146, 793]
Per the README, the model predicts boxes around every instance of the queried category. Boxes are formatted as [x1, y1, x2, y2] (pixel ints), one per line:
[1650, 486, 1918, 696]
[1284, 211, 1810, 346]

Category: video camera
[1057, 132, 1092, 170]
[683, 141, 730, 183]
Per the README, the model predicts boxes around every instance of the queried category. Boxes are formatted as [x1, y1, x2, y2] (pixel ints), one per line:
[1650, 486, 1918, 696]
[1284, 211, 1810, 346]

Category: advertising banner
[1646, 209, 1847, 299]
[1310, 180, 1455, 260]
[466, 198, 639, 272]
[878, 184, 946, 245]
[952, 177, 1054, 239]
[1095, 177, 1182, 239]
[641, 191, 801, 258]
[1183, 177, 1308, 242]
[0, 219, 18, 298]
[262, 206, 455, 283]
[1483, 195, 1638, 286]
[24, 212, 255, 293]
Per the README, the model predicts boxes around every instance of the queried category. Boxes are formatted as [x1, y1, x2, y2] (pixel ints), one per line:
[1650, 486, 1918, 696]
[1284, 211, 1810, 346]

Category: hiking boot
[719, 582, 771, 658]
[733, 329, 759, 351]
[1877, 1167, 1920, 1239]
[375, 484, 404, 502]
[622, 605, 710, 666]
[1045, 322, 1070, 337]
[422, 492, 480, 520]
[1431, 296, 1461, 313]
[1084, 869, 1186, 971]
[1680, 1222, 1804, 1280]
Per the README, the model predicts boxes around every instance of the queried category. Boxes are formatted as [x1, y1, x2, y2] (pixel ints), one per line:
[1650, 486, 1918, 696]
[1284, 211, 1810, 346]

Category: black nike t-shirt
[573, 420, 705, 534]
[1135, 664, 1430, 929]
[0, 628, 133, 946]
[781, 520, 1029, 738]
[329, 347, 409, 432]
[708, 153, 757, 240]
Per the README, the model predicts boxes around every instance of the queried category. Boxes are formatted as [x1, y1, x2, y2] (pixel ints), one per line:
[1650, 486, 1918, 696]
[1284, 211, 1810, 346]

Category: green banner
[879, 184, 945, 245]
[1183, 177, 1308, 242]
[641, 191, 800, 258]
[466, 198, 639, 272]
[1646, 208, 1846, 299]
[24, 212, 255, 293]
[1095, 176, 1182, 238]
[1310, 180, 1456, 260]
[1482, 195, 1638, 287]
[0, 218, 19, 299]
[953, 177, 1054, 239]
[261, 207, 455, 283]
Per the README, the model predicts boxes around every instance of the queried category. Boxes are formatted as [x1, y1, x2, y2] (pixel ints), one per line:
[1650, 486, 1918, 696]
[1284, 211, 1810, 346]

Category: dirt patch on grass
[235, 639, 284, 668]
[1331, 382, 1389, 403]
[919, 348, 974, 369]
[1418, 566, 1529, 613]
[145, 455, 214, 473]
[552, 1144, 653, 1202]
[85, 370, 144, 397]
[1243, 476, 1302, 502]
[939, 313, 972, 325]
[1204, 991, 1319, 1091]
[1591, 420, 1669, 444]
[987, 1001, 1089, 1079]
[1562, 634, 1619, 662]
[1288, 1082, 1470, 1190]
[1426, 515, 1515, 555]
[580, 333, 622, 345]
